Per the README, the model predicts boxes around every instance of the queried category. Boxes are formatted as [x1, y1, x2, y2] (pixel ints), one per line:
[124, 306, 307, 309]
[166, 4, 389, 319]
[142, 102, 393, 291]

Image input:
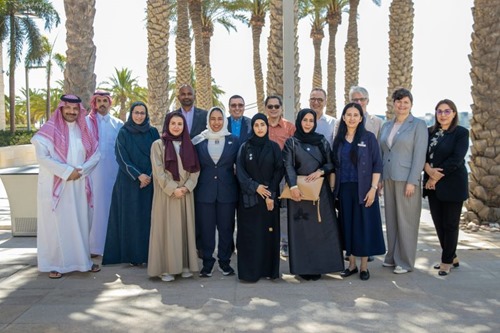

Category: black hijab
[124, 101, 151, 134]
[294, 108, 324, 146]
[246, 113, 274, 175]
[247, 113, 269, 146]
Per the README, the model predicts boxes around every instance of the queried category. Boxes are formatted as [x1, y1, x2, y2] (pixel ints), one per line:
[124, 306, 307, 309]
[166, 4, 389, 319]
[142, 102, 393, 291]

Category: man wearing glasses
[265, 95, 295, 150]
[349, 86, 383, 139]
[227, 94, 252, 144]
[309, 88, 336, 147]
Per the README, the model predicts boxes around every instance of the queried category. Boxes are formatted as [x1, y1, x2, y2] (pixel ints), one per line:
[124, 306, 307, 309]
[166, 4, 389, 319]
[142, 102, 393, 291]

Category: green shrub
[0, 130, 37, 147]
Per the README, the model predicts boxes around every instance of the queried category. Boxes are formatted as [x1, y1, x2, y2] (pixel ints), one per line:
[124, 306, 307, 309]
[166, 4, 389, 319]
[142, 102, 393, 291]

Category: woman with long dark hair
[423, 99, 468, 276]
[331, 103, 385, 281]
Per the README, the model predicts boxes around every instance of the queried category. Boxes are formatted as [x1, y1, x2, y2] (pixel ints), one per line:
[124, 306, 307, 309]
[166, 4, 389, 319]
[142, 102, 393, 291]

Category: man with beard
[31, 95, 101, 279]
[87, 90, 123, 258]
[164, 84, 208, 139]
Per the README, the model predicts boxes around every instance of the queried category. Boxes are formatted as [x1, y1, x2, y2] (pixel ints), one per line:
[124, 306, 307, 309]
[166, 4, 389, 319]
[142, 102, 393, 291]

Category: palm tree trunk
[326, 9, 341, 118]
[189, 0, 211, 110]
[311, 28, 324, 89]
[251, 14, 265, 114]
[466, 0, 500, 224]
[385, 0, 414, 120]
[344, 0, 360, 105]
[63, 0, 97, 110]
[175, 0, 191, 110]
[0, 44, 6, 130]
[266, 0, 283, 97]
[147, 0, 170, 128]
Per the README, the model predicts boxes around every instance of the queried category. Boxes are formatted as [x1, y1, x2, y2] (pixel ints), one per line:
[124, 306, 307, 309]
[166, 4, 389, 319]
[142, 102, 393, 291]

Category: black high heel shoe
[434, 258, 459, 270]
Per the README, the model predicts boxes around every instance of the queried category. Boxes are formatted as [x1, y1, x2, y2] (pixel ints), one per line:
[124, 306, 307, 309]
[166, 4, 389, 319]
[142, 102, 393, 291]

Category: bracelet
[290, 185, 299, 190]
[371, 185, 377, 190]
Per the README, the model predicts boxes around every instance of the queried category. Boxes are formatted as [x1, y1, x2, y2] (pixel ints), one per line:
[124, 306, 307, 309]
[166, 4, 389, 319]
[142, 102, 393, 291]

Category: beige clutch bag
[280, 176, 324, 222]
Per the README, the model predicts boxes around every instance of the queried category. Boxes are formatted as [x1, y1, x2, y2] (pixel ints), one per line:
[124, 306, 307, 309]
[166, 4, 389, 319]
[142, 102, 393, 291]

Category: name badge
[358, 141, 366, 147]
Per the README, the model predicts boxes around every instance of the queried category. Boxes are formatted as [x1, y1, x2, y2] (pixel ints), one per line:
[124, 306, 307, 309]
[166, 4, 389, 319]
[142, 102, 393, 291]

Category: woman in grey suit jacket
[379, 88, 428, 274]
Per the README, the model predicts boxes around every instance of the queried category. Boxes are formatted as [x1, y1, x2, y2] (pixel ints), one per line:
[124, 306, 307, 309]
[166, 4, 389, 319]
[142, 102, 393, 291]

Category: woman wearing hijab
[236, 114, 284, 282]
[193, 107, 239, 278]
[331, 103, 385, 281]
[148, 111, 200, 282]
[283, 109, 344, 281]
[103, 102, 160, 266]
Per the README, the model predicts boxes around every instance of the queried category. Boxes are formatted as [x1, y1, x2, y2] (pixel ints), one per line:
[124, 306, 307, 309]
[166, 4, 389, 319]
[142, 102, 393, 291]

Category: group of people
[32, 83, 469, 282]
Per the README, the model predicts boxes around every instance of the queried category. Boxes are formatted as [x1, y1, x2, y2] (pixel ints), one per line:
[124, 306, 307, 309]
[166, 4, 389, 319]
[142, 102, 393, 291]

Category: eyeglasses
[436, 109, 452, 116]
[351, 98, 367, 103]
[133, 111, 146, 115]
[309, 97, 324, 103]
[230, 103, 244, 108]
[266, 104, 281, 109]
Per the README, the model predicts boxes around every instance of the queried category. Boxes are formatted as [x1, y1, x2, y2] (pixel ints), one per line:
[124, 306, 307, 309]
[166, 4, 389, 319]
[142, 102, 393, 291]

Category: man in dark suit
[163, 84, 208, 139]
[227, 95, 251, 144]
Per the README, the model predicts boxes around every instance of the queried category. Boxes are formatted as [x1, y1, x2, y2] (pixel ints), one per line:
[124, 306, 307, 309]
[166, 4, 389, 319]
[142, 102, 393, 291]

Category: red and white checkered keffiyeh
[88, 90, 113, 141]
[37, 95, 98, 210]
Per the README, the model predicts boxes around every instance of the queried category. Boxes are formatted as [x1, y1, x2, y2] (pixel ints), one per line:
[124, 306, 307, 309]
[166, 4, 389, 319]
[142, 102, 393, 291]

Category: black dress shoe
[340, 267, 358, 278]
[299, 274, 312, 280]
[360, 270, 370, 281]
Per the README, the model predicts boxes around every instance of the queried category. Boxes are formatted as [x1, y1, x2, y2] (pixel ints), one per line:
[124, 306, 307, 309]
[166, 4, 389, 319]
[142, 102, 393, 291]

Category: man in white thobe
[31, 95, 101, 278]
[87, 90, 123, 257]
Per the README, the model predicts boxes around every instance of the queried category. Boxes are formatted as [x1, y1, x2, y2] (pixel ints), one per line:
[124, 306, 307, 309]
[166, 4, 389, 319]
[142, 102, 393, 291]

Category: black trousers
[427, 192, 463, 264]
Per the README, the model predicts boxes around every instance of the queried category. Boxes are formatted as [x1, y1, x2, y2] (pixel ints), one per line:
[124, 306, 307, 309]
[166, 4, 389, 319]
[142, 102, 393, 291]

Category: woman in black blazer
[423, 99, 469, 276]
[193, 107, 239, 278]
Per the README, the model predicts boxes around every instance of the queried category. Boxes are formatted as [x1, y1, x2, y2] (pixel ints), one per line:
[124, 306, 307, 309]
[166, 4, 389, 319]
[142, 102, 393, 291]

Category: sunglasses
[309, 97, 324, 103]
[266, 104, 281, 109]
[230, 103, 244, 108]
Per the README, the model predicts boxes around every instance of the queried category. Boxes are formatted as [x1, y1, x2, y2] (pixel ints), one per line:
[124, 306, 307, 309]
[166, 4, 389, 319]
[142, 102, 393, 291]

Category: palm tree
[466, 0, 500, 225]
[102, 67, 147, 121]
[325, 0, 348, 117]
[266, 0, 283, 98]
[385, 0, 413, 120]
[175, 0, 191, 110]
[304, 0, 329, 89]
[63, 0, 96, 110]
[224, 0, 268, 114]
[30, 36, 65, 121]
[147, 0, 172, 128]
[188, 0, 211, 110]
[343, 0, 381, 105]
[16, 88, 46, 125]
[0, 0, 60, 133]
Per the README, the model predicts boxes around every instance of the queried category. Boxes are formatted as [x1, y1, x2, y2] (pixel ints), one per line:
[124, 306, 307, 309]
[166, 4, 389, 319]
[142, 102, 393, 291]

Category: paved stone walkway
[0, 180, 499, 332]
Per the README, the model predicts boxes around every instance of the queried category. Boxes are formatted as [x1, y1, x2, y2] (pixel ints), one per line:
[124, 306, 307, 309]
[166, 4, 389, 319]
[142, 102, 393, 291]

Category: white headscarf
[192, 106, 232, 145]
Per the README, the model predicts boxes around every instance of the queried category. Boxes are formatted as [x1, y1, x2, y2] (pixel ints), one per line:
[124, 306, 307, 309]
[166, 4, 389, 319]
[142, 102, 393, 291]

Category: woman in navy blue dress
[103, 102, 160, 265]
[331, 103, 385, 281]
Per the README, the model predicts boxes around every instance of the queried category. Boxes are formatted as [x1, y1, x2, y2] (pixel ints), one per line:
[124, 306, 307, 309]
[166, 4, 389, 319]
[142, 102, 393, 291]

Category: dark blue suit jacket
[194, 134, 240, 204]
[163, 107, 208, 139]
[227, 116, 252, 145]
